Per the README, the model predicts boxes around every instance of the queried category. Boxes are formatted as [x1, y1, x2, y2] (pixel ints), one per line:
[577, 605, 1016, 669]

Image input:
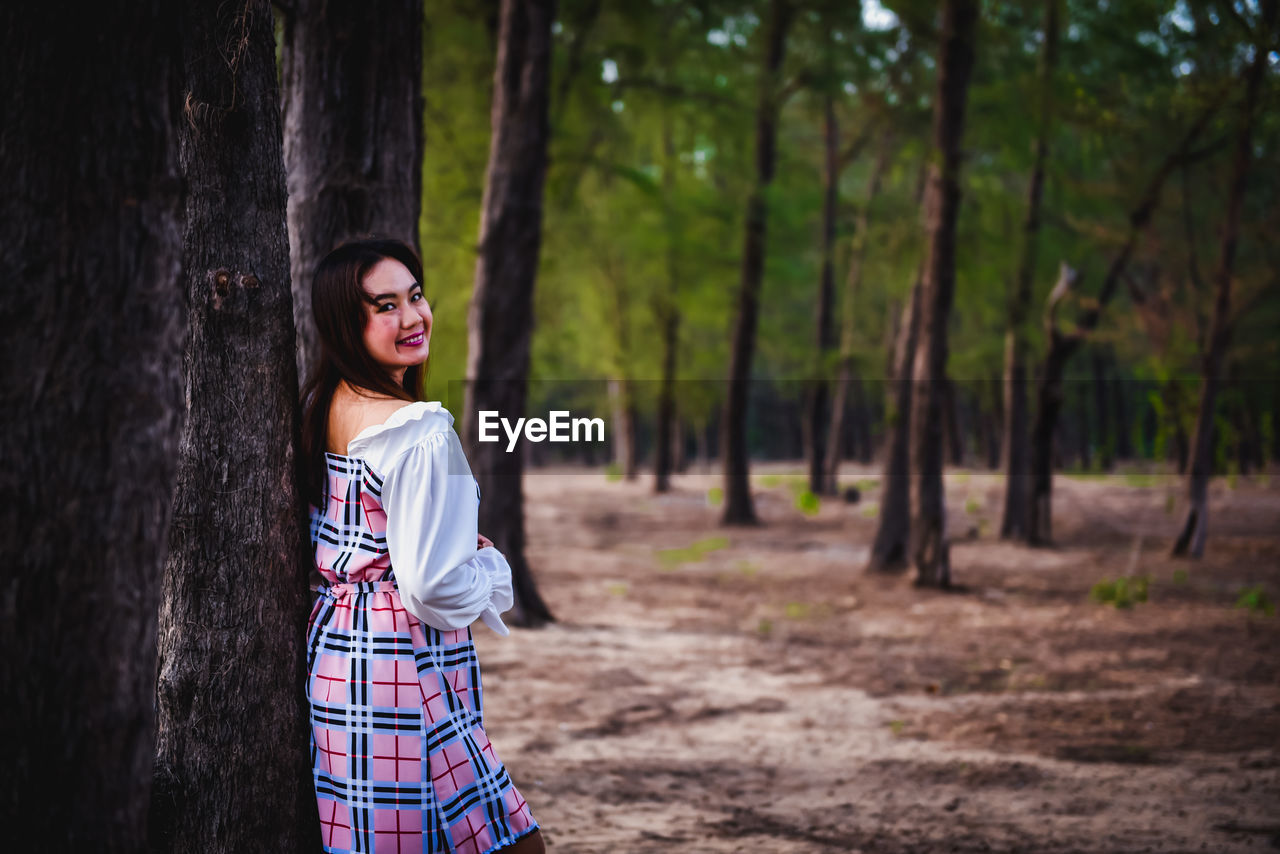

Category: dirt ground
[473, 464, 1280, 853]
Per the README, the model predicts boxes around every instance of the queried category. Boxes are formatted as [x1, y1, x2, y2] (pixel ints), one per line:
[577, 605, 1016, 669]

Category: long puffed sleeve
[377, 425, 513, 635]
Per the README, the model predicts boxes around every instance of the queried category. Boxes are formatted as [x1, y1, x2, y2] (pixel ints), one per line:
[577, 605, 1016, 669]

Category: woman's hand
[477, 533, 494, 550]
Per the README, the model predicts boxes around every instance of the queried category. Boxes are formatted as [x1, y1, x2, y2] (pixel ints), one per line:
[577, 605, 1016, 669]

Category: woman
[301, 238, 543, 854]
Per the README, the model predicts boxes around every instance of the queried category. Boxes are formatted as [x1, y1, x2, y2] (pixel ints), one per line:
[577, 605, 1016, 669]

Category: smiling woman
[297, 238, 543, 854]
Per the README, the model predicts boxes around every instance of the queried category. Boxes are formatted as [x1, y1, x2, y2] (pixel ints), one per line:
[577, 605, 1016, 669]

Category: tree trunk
[868, 278, 922, 572]
[1112, 366, 1134, 459]
[1173, 1, 1272, 557]
[826, 135, 891, 492]
[806, 93, 839, 495]
[944, 378, 965, 467]
[609, 378, 639, 479]
[281, 0, 425, 383]
[909, 0, 979, 588]
[460, 0, 555, 626]
[1027, 97, 1220, 544]
[1000, 0, 1058, 540]
[0, 5, 184, 849]
[1092, 348, 1113, 470]
[150, 4, 314, 852]
[653, 110, 681, 493]
[722, 0, 793, 526]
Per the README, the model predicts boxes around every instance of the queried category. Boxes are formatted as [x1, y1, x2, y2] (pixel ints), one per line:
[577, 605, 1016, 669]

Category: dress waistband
[312, 579, 398, 598]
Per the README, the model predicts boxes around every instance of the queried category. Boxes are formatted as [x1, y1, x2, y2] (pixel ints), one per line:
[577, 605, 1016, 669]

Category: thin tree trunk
[654, 109, 681, 493]
[944, 378, 965, 467]
[826, 135, 892, 493]
[1000, 0, 1058, 539]
[722, 0, 793, 526]
[909, 0, 979, 588]
[1027, 97, 1220, 545]
[609, 378, 639, 479]
[0, 5, 184, 848]
[806, 93, 839, 495]
[852, 374, 874, 463]
[1076, 380, 1092, 469]
[461, 0, 555, 626]
[1113, 365, 1133, 460]
[150, 4, 314, 852]
[1092, 348, 1113, 470]
[1173, 0, 1272, 557]
[868, 278, 922, 572]
[281, 0, 425, 383]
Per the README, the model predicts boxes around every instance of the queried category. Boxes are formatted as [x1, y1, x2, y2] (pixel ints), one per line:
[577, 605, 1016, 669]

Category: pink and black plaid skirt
[306, 453, 537, 853]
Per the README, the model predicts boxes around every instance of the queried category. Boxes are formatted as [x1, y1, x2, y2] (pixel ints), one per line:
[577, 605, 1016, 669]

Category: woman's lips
[398, 332, 425, 347]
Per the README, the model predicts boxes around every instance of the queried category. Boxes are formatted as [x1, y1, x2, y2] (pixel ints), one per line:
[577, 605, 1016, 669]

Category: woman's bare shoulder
[328, 388, 417, 454]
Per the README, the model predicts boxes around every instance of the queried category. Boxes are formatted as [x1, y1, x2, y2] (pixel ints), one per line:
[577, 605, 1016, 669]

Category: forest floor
[473, 463, 1280, 853]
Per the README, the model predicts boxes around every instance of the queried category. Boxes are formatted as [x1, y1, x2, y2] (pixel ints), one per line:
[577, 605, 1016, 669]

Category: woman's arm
[380, 428, 511, 632]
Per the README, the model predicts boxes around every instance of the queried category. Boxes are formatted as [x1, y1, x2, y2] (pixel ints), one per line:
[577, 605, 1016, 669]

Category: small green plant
[756, 618, 773, 636]
[964, 497, 981, 515]
[656, 536, 729, 571]
[1123, 473, 1160, 488]
[952, 473, 971, 485]
[794, 489, 821, 515]
[1235, 585, 1275, 617]
[706, 486, 723, 507]
[855, 478, 878, 493]
[784, 602, 811, 619]
[605, 581, 629, 597]
[604, 462, 622, 482]
[888, 719, 906, 736]
[860, 503, 879, 518]
[759, 474, 782, 488]
[1090, 575, 1150, 609]
[1171, 568, 1188, 585]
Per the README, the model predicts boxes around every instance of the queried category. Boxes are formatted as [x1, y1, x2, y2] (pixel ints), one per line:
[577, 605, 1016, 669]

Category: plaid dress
[307, 450, 537, 854]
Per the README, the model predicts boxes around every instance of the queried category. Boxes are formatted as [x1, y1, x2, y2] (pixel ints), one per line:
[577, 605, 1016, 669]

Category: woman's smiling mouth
[397, 331, 425, 347]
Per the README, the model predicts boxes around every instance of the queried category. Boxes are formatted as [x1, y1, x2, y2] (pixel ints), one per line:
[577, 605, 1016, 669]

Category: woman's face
[360, 257, 432, 383]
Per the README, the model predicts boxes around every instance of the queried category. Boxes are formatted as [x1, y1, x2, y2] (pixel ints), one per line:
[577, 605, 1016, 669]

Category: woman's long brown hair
[300, 238, 426, 506]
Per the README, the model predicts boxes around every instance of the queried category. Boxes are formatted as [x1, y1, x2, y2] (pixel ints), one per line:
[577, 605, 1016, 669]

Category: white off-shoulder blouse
[345, 401, 514, 635]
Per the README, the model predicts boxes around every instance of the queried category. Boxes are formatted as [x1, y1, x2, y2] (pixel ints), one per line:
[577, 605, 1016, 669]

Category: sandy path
[474, 467, 1280, 852]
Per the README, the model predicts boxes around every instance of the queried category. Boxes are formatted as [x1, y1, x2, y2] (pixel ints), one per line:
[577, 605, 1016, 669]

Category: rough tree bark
[0, 4, 184, 849]
[1027, 99, 1220, 545]
[909, 0, 979, 588]
[806, 93, 839, 496]
[825, 135, 892, 494]
[149, 3, 315, 852]
[1172, 0, 1273, 557]
[722, 0, 793, 525]
[460, 0, 556, 626]
[281, 0, 425, 382]
[999, 0, 1058, 540]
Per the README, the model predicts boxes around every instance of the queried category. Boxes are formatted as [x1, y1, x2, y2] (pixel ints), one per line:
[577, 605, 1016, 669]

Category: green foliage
[415, 0, 1277, 491]
[1235, 585, 1275, 617]
[604, 463, 623, 482]
[1090, 575, 1150, 609]
[794, 489, 821, 515]
[1171, 569, 1188, 585]
[706, 486, 724, 507]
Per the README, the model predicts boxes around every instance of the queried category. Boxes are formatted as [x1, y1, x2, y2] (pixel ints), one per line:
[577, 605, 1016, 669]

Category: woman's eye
[411, 292, 423, 303]
[377, 302, 395, 312]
